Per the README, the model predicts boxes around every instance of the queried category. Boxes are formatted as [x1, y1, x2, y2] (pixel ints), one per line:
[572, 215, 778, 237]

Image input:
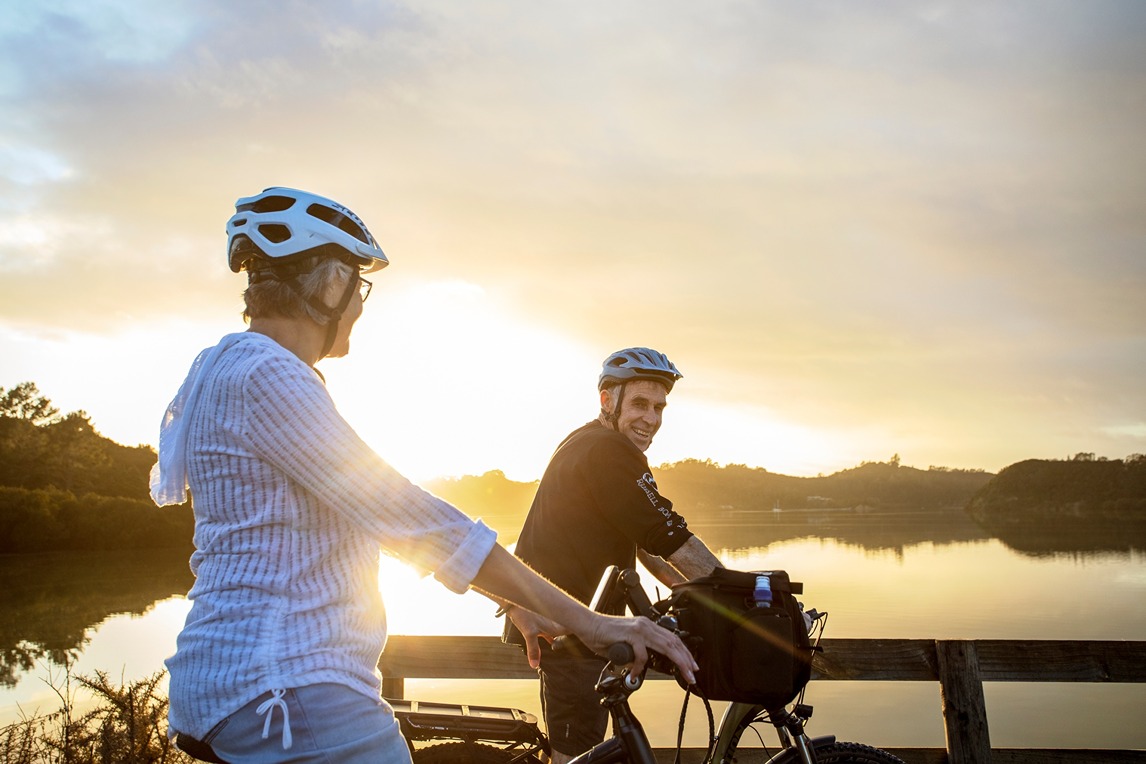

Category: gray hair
[599, 381, 622, 420]
[242, 257, 354, 325]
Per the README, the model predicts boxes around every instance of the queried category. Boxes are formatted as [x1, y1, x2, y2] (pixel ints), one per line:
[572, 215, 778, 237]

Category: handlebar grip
[553, 636, 637, 667]
[607, 642, 635, 665]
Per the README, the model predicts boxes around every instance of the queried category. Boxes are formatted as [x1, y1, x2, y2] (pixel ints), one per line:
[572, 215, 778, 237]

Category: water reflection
[690, 506, 1146, 560]
[689, 506, 990, 558]
[975, 517, 1146, 556]
[0, 549, 191, 687]
[2, 511, 1141, 687]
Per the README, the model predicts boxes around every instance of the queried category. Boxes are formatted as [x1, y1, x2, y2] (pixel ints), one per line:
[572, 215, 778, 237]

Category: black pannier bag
[666, 568, 813, 707]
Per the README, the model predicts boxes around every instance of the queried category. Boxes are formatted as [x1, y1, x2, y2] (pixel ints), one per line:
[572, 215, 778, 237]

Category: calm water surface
[2, 510, 1144, 750]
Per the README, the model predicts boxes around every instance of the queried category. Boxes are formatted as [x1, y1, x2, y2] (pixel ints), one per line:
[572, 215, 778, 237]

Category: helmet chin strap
[258, 269, 358, 361]
[315, 275, 359, 359]
[601, 382, 627, 431]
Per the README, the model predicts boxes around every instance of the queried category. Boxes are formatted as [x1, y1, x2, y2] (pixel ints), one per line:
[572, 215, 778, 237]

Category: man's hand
[507, 606, 565, 669]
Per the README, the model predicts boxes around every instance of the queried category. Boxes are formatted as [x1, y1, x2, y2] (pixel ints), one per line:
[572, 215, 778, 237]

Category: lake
[2, 508, 1144, 751]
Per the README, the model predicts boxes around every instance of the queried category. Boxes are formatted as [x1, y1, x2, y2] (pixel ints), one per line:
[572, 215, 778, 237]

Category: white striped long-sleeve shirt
[159, 332, 497, 738]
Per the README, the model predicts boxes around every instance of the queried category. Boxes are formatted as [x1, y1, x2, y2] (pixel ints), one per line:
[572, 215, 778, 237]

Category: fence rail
[379, 636, 1146, 764]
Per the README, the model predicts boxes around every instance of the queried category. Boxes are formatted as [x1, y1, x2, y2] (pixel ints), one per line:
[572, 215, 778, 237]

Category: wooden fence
[379, 636, 1146, 764]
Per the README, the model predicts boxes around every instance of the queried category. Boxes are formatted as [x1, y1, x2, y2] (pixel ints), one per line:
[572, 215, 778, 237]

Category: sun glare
[653, 398, 877, 478]
[379, 553, 502, 636]
[324, 279, 599, 482]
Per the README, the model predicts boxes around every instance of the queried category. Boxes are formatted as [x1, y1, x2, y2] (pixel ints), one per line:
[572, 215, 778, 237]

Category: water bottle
[754, 574, 772, 608]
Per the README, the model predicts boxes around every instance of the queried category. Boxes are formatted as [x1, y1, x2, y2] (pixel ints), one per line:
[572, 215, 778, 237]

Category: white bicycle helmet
[226, 187, 389, 273]
[598, 347, 683, 392]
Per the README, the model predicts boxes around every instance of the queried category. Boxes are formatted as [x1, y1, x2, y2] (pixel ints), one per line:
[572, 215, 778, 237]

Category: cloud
[2, 0, 1144, 475]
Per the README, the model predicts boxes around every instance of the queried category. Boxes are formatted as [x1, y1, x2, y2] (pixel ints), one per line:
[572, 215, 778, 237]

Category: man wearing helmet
[507, 347, 723, 763]
[152, 191, 698, 764]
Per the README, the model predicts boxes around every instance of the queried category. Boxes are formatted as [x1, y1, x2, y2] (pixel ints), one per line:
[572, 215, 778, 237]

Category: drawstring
[256, 689, 293, 750]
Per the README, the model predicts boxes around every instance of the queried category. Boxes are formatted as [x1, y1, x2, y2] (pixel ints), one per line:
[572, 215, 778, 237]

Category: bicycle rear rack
[386, 697, 546, 748]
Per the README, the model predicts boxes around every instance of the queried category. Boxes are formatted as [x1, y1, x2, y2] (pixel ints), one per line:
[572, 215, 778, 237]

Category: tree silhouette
[0, 382, 60, 425]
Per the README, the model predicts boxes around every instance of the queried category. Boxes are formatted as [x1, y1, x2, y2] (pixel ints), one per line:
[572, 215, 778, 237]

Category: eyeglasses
[358, 277, 373, 303]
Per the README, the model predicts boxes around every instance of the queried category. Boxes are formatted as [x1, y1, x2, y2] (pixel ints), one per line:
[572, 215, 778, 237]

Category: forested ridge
[426, 454, 994, 529]
[0, 382, 194, 553]
[966, 455, 1146, 552]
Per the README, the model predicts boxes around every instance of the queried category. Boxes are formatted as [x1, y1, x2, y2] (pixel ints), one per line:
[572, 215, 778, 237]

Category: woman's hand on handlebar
[471, 548, 695, 680]
[506, 606, 565, 669]
[584, 613, 697, 684]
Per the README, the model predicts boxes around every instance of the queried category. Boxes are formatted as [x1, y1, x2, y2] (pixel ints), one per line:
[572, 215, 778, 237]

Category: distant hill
[424, 457, 995, 543]
[423, 471, 539, 541]
[966, 455, 1146, 553]
[655, 457, 991, 518]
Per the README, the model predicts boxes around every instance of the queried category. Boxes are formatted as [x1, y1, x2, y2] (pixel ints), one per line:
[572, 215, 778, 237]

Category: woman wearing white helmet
[153, 188, 698, 763]
[226, 187, 389, 361]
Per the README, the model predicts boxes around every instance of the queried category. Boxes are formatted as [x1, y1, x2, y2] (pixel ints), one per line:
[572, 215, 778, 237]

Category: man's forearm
[637, 548, 687, 588]
[665, 535, 723, 580]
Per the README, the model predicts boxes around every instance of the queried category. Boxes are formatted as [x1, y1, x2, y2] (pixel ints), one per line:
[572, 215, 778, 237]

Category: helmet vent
[307, 203, 370, 245]
[237, 194, 297, 214]
[257, 224, 292, 244]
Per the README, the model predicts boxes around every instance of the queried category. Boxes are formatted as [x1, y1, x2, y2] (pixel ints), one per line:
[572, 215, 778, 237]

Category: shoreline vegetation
[0, 665, 195, 763]
[3, 381, 1145, 555]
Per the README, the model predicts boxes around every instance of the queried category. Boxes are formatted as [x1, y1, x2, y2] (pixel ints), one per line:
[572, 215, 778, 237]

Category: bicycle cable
[796, 609, 829, 711]
[672, 684, 716, 764]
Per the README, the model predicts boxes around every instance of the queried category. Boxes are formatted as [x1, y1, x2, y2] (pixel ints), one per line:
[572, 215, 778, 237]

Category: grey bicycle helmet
[598, 347, 683, 392]
[226, 187, 389, 273]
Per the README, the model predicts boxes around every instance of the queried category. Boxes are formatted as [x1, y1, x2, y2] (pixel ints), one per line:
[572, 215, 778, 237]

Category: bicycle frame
[560, 666, 836, 764]
[567, 668, 657, 764]
[711, 702, 838, 764]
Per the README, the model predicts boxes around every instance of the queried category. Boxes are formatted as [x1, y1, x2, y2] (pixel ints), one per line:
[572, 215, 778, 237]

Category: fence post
[936, 639, 991, 764]
[382, 677, 405, 700]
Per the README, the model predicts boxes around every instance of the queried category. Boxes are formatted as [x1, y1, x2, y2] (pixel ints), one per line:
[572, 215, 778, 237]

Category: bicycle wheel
[412, 741, 545, 763]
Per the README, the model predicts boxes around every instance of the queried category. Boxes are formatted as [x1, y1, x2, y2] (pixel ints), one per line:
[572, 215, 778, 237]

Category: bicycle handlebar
[551, 634, 638, 666]
[550, 566, 679, 677]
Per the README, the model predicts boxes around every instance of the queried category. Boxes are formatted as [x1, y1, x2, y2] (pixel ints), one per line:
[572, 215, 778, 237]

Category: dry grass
[0, 667, 195, 764]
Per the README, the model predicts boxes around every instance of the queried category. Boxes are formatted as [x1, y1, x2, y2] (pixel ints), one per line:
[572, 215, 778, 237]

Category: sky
[1, 0, 1144, 483]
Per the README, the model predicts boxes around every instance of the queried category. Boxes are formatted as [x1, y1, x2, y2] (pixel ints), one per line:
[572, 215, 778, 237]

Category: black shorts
[538, 646, 609, 756]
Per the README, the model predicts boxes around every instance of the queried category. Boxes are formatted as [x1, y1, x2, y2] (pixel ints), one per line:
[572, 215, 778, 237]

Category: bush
[0, 487, 193, 554]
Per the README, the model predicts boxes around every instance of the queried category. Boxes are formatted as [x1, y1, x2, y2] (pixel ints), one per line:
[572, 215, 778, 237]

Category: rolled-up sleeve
[432, 519, 498, 593]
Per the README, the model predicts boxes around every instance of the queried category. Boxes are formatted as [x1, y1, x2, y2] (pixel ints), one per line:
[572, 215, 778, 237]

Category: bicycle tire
[803, 742, 905, 763]
[412, 741, 545, 763]
[729, 740, 907, 763]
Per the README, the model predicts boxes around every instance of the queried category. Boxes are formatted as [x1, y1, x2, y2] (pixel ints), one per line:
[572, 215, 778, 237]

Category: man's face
[604, 379, 669, 452]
